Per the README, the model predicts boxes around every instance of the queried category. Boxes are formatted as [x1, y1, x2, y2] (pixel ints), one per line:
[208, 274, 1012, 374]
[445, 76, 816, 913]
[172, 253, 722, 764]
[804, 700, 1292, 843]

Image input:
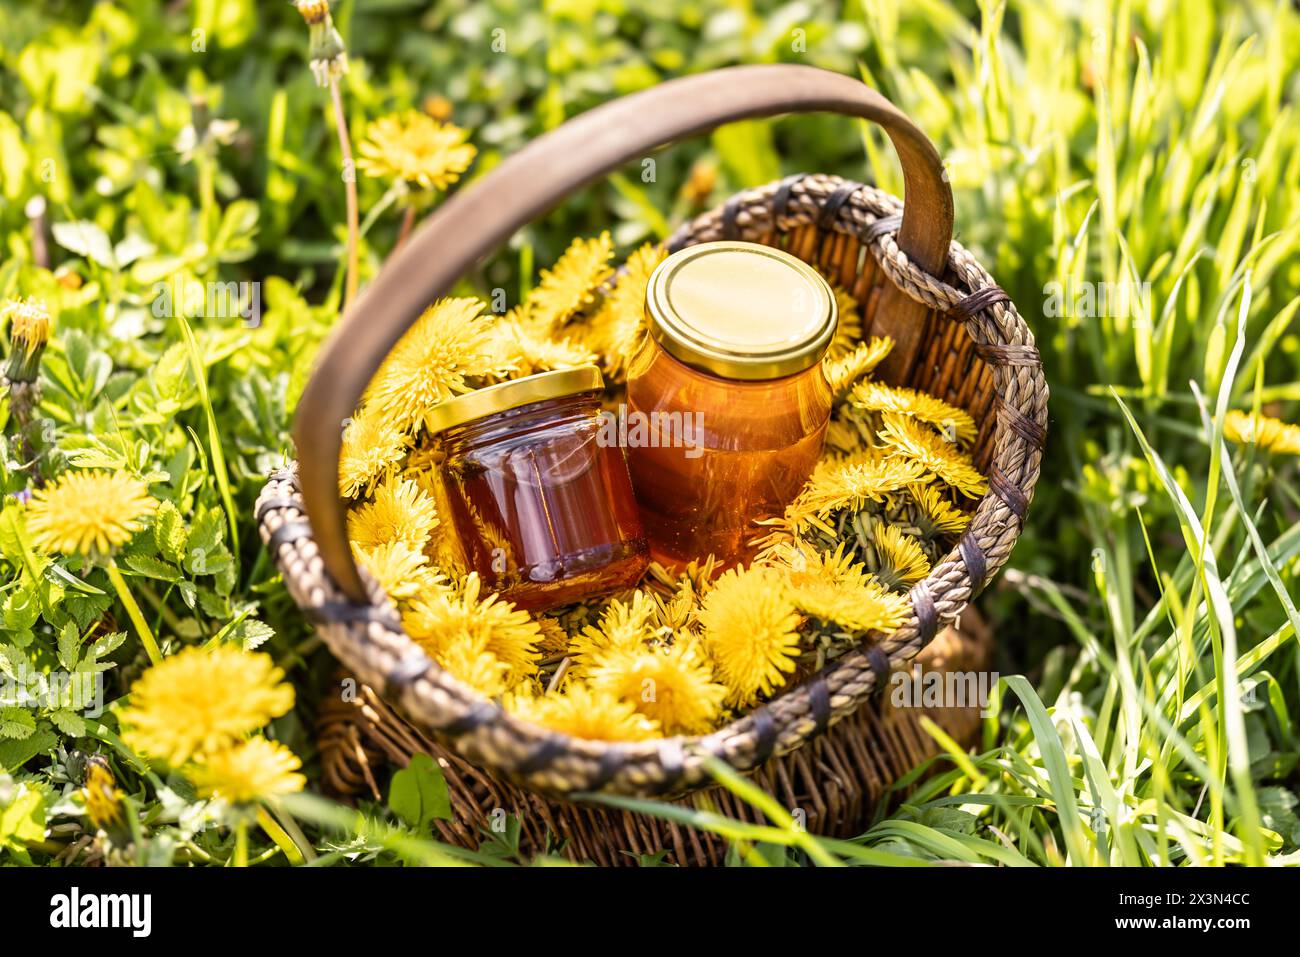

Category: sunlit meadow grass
[606, 0, 1300, 866]
[0, 0, 1296, 866]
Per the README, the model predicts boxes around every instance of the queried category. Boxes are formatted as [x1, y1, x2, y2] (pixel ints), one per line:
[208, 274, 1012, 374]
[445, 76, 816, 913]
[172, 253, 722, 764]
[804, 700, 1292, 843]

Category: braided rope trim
[259, 173, 1049, 798]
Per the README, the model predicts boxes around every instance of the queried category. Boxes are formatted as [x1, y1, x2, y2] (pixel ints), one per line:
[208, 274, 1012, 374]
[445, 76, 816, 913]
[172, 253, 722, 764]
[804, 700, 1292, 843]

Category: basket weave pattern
[318, 610, 991, 865]
[257, 172, 1048, 798]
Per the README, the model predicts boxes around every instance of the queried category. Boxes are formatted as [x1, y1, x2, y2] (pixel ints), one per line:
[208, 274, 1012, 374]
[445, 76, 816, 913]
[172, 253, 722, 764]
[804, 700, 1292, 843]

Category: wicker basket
[317, 610, 991, 865]
[258, 65, 1047, 804]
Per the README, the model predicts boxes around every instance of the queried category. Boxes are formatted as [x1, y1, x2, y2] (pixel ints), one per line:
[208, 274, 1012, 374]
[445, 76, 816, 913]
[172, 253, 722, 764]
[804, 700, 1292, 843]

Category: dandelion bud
[422, 94, 453, 121]
[295, 0, 349, 87]
[681, 159, 717, 204]
[3, 297, 52, 384]
[83, 757, 124, 830]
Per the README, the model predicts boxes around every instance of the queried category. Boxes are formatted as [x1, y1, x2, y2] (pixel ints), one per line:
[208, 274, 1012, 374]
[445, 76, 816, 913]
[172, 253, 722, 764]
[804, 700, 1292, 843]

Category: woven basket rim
[258, 173, 1048, 797]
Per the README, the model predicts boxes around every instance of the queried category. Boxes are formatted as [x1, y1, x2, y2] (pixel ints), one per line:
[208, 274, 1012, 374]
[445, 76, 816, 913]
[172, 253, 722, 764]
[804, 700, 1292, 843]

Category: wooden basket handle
[294, 64, 954, 601]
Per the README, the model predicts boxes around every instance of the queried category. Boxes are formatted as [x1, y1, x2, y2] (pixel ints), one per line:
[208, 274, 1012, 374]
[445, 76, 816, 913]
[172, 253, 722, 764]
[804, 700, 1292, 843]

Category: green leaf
[56, 620, 82, 671]
[225, 618, 275, 651]
[0, 728, 57, 773]
[0, 708, 36, 740]
[86, 630, 127, 662]
[48, 709, 86, 738]
[51, 220, 117, 268]
[123, 552, 182, 582]
[154, 500, 189, 565]
[0, 783, 46, 846]
[388, 753, 452, 830]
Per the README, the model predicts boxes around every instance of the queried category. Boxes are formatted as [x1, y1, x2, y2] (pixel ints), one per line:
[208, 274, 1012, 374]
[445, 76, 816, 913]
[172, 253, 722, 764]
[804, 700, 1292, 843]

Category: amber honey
[625, 241, 836, 567]
[428, 367, 648, 610]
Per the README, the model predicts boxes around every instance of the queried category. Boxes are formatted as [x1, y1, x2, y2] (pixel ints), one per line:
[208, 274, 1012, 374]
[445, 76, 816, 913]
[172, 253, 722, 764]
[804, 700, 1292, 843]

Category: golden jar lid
[424, 365, 604, 433]
[644, 241, 837, 380]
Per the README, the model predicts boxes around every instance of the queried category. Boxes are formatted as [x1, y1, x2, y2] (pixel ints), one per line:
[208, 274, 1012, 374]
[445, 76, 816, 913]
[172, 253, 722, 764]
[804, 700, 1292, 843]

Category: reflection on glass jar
[625, 241, 836, 568]
[427, 367, 648, 610]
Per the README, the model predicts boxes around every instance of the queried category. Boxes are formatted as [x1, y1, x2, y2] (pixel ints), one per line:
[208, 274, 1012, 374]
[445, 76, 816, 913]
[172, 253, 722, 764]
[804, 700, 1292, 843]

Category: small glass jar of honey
[625, 241, 836, 567]
[427, 366, 648, 610]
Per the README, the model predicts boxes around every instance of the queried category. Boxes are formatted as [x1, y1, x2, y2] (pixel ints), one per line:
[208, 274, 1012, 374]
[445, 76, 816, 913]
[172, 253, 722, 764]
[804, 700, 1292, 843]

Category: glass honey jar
[625, 241, 836, 567]
[426, 366, 648, 610]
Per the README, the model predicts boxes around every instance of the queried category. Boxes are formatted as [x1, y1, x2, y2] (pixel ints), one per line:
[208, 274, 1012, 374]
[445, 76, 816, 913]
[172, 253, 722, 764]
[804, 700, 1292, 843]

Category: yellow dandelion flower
[525, 232, 614, 330]
[488, 314, 597, 379]
[4, 297, 52, 382]
[82, 758, 123, 830]
[506, 682, 659, 741]
[339, 404, 411, 498]
[783, 448, 926, 533]
[348, 475, 439, 550]
[822, 336, 893, 398]
[363, 297, 498, 435]
[568, 591, 659, 672]
[872, 522, 932, 590]
[403, 573, 541, 675]
[767, 542, 910, 634]
[357, 111, 476, 193]
[586, 243, 666, 378]
[907, 482, 971, 537]
[353, 540, 442, 603]
[850, 381, 978, 445]
[699, 566, 803, 706]
[26, 471, 157, 558]
[437, 641, 512, 699]
[1224, 410, 1300, 455]
[188, 737, 305, 804]
[120, 646, 295, 766]
[878, 412, 989, 498]
[827, 284, 864, 359]
[586, 640, 727, 735]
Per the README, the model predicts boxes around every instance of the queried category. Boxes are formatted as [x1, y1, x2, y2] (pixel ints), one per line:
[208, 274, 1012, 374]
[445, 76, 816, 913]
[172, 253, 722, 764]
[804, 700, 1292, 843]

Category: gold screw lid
[424, 365, 604, 434]
[644, 241, 837, 380]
